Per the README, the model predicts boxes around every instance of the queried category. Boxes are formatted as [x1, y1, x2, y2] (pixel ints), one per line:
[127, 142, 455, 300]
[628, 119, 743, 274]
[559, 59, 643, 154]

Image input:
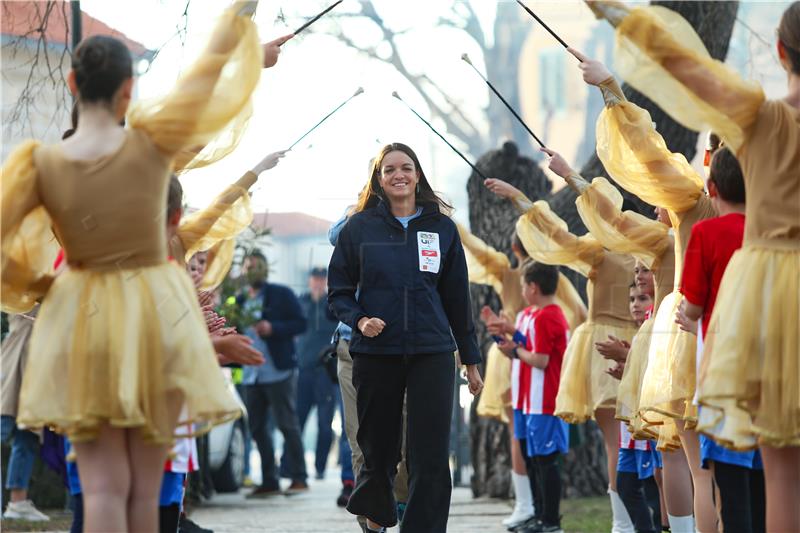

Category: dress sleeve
[576, 176, 671, 269]
[554, 272, 588, 332]
[514, 200, 604, 278]
[607, 4, 765, 151]
[198, 238, 235, 291]
[455, 222, 510, 295]
[177, 171, 256, 262]
[127, 2, 262, 164]
[511, 191, 535, 214]
[596, 97, 705, 213]
[1, 141, 58, 312]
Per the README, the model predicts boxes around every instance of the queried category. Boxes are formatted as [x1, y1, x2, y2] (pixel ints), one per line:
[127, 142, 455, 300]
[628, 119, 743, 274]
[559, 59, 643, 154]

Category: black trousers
[713, 462, 766, 533]
[159, 503, 181, 533]
[69, 493, 83, 533]
[518, 438, 543, 520]
[618, 471, 661, 533]
[643, 476, 662, 532]
[243, 376, 308, 487]
[533, 452, 562, 527]
[347, 352, 454, 533]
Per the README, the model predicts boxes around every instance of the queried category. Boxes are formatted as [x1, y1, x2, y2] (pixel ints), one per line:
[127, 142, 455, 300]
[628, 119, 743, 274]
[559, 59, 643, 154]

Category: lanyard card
[417, 231, 440, 274]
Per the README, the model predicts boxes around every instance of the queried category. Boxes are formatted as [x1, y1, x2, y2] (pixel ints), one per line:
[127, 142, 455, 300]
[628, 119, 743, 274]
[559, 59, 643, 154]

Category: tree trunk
[468, 1, 739, 498]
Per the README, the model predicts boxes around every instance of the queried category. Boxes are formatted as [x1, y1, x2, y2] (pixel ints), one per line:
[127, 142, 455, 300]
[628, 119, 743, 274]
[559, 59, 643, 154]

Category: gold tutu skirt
[616, 318, 657, 436]
[17, 263, 242, 444]
[476, 344, 511, 423]
[638, 291, 698, 429]
[654, 418, 681, 452]
[697, 244, 800, 449]
[555, 320, 638, 423]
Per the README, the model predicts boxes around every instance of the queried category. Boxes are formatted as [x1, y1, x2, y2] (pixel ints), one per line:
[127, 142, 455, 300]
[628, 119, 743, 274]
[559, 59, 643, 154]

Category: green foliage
[216, 290, 262, 333]
[1, 511, 73, 532]
[562, 496, 613, 533]
[215, 224, 272, 332]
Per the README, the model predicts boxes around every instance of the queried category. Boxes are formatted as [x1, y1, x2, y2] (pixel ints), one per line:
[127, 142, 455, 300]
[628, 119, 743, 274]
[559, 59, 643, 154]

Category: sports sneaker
[3, 500, 50, 521]
[512, 516, 541, 532]
[242, 475, 255, 488]
[284, 480, 310, 495]
[503, 504, 535, 528]
[179, 515, 214, 533]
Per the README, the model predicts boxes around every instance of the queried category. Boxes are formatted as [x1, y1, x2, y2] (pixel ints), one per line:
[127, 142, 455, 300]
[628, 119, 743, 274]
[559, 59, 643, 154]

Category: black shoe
[247, 485, 282, 498]
[511, 516, 540, 532]
[178, 515, 214, 533]
[521, 522, 562, 533]
[336, 483, 353, 507]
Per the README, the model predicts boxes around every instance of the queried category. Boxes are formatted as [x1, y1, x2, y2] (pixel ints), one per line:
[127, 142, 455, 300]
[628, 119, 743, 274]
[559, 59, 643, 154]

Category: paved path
[189, 475, 512, 533]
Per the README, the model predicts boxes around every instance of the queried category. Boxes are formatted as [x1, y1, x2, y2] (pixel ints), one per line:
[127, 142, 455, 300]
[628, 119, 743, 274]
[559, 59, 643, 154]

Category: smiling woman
[353, 142, 452, 217]
[328, 142, 483, 533]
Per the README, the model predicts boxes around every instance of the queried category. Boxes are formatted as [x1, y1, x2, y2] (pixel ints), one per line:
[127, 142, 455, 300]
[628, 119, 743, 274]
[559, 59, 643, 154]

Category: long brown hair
[354, 143, 453, 214]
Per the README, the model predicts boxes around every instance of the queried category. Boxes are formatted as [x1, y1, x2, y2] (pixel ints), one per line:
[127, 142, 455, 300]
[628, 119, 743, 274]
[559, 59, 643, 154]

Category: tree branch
[329, 0, 486, 153]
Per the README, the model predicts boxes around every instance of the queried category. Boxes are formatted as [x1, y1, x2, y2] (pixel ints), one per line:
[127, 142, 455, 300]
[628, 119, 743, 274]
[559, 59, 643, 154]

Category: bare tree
[1, 0, 187, 140]
[2, 1, 72, 138]
[327, 0, 537, 157]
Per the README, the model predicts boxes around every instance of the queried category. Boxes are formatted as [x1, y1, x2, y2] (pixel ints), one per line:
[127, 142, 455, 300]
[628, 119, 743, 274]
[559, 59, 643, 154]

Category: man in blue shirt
[240, 251, 309, 496]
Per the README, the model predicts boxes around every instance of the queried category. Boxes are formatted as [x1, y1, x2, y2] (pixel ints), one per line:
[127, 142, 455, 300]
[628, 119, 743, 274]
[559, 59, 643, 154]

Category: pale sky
[77, 0, 791, 224]
[79, 0, 505, 224]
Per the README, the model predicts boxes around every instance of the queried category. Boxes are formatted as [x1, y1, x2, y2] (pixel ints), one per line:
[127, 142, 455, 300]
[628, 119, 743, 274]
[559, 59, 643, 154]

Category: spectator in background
[295, 267, 341, 480]
[1, 307, 49, 522]
[239, 251, 309, 496]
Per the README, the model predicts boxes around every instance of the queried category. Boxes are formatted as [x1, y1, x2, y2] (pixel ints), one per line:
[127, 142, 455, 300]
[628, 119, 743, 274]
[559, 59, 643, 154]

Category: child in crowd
[677, 147, 764, 533]
[609, 283, 663, 533]
[496, 262, 570, 533]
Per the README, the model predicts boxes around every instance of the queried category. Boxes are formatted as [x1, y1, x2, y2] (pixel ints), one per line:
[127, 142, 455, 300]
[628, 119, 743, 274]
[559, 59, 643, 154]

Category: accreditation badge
[417, 231, 440, 273]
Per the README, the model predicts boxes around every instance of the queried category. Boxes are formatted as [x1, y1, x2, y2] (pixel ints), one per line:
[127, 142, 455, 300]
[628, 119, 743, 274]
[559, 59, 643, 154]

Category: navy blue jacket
[327, 201, 481, 364]
[242, 282, 307, 370]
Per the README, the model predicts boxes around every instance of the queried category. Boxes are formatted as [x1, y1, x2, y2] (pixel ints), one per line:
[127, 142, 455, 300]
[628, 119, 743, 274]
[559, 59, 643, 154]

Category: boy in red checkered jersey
[498, 262, 570, 533]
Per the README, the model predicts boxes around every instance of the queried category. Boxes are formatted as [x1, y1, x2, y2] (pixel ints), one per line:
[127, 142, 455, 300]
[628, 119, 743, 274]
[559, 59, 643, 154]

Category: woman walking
[328, 142, 483, 533]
